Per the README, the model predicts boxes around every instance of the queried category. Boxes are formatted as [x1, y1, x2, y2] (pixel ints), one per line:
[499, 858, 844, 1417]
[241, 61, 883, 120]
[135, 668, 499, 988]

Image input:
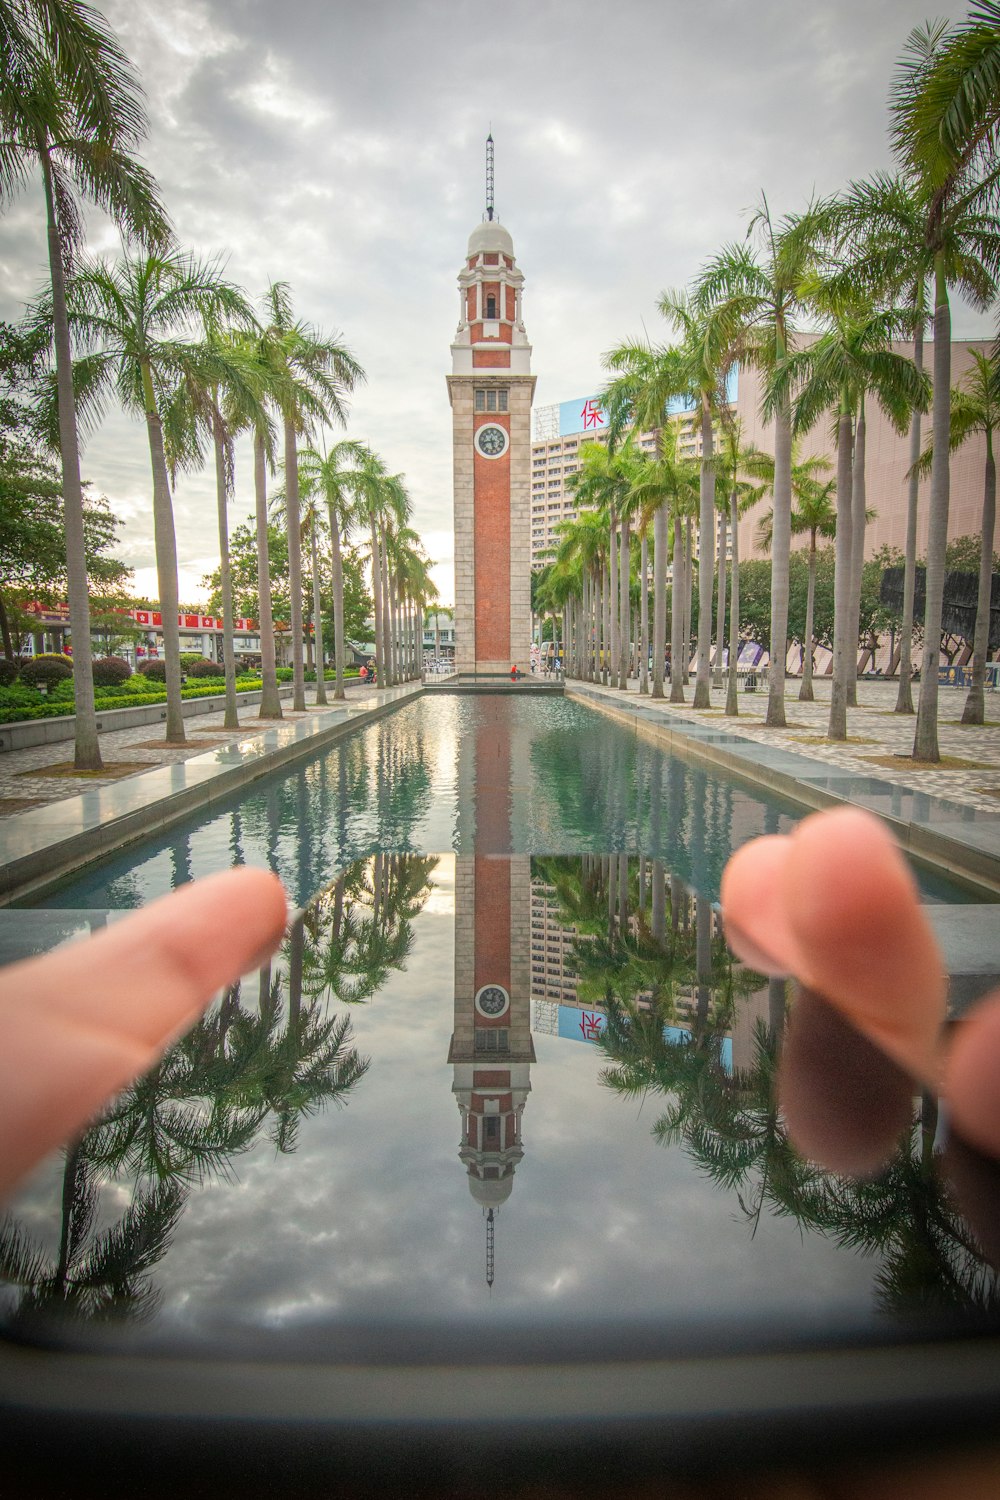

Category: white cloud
[0, 0, 988, 614]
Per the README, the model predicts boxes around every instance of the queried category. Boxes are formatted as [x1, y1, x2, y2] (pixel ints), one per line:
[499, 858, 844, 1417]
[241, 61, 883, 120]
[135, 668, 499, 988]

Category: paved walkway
[596, 676, 1000, 813]
[0, 680, 380, 815]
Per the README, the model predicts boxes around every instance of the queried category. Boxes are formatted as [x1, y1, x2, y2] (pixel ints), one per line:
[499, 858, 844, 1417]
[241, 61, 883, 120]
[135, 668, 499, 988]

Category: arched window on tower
[485, 294, 497, 320]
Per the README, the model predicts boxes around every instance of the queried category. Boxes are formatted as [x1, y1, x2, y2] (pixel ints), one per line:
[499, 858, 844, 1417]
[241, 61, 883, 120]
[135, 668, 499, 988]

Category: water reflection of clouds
[106, 860, 878, 1340]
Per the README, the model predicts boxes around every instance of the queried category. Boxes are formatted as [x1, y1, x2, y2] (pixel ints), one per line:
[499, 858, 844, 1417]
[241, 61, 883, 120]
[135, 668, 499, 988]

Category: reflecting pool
[34, 695, 974, 909]
[3, 851, 997, 1355]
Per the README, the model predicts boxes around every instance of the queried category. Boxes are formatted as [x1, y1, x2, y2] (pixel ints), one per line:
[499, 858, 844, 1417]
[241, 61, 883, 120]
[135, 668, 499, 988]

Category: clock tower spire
[448, 137, 535, 678]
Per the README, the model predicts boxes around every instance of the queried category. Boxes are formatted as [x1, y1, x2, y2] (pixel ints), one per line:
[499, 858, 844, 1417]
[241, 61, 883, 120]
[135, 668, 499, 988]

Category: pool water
[4, 850, 996, 1352]
[33, 695, 973, 910]
[4, 694, 995, 1359]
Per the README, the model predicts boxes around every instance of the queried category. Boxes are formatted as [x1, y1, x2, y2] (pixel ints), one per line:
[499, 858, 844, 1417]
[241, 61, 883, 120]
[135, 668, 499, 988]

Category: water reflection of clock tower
[448, 138, 535, 677]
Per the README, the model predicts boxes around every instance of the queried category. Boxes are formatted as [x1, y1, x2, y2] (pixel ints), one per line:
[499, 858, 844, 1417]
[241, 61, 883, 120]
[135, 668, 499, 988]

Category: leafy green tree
[0, 0, 170, 767]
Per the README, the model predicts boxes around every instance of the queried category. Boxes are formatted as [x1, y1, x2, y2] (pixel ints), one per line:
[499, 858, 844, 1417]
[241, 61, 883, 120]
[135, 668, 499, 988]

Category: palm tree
[891, 11, 1000, 759]
[58, 251, 254, 743]
[259, 282, 364, 712]
[757, 477, 837, 701]
[824, 173, 935, 715]
[656, 291, 735, 707]
[628, 428, 700, 702]
[298, 440, 367, 699]
[0, 1, 170, 768]
[162, 318, 266, 729]
[788, 297, 927, 738]
[711, 420, 770, 716]
[696, 198, 819, 727]
[565, 437, 636, 690]
[916, 349, 999, 725]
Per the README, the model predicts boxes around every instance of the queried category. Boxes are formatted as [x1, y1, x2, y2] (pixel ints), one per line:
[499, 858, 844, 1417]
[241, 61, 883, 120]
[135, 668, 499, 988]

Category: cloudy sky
[0, 0, 985, 606]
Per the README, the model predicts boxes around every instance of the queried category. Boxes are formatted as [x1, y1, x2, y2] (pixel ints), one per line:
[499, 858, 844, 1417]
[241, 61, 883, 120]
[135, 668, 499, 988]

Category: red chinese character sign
[580, 398, 606, 431]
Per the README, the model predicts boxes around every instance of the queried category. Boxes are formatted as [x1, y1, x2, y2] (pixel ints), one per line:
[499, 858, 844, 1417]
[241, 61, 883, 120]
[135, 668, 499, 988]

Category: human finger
[0, 867, 287, 1199]
[724, 808, 946, 1085]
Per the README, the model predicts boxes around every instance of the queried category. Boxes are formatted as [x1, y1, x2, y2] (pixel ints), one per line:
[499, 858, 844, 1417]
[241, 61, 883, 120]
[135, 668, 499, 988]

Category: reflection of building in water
[449, 856, 534, 1285]
[449, 701, 535, 1287]
[528, 859, 751, 1062]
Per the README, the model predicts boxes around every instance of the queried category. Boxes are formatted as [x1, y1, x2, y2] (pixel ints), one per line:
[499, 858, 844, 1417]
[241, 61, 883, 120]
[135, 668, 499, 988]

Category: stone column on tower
[447, 200, 535, 677]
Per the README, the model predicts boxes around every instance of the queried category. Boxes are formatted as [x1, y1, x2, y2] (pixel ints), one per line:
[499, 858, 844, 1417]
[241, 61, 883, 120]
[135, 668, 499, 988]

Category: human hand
[0, 866, 287, 1201]
[722, 806, 1000, 1180]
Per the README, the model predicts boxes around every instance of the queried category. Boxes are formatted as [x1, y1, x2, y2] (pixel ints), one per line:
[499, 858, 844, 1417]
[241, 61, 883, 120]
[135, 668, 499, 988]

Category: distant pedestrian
[359, 664, 368, 684]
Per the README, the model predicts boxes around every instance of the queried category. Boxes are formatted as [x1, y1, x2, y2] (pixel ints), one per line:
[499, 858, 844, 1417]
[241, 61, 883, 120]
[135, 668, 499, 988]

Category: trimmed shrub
[0, 658, 20, 687]
[137, 658, 167, 681]
[186, 657, 224, 678]
[179, 652, 204, 667]
[275, 666, 293, 681]
[91, 655, 132, 688]
[19, 653, 74, 688]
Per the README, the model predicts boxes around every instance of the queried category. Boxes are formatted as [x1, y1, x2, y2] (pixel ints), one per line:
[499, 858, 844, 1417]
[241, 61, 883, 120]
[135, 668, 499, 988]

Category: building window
[486, 294, 497, 319]
[475, 388, 508, 413]
[483, 1116, 501, 1146]
[475, 1028, 509, 1053]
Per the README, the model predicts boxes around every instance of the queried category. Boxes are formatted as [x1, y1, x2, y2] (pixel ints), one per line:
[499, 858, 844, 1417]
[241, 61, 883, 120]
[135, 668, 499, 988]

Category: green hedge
[0, 676, 269, 725]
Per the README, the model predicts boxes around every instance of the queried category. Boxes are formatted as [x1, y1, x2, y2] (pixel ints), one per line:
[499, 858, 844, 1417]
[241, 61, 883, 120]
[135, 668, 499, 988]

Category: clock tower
[448, 136, 535, 677]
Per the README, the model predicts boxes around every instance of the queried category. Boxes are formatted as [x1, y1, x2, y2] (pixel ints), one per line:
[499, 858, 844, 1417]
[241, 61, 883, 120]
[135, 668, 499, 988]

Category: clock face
[475, 984, 510, 1018]
[476, 423, 508, 459]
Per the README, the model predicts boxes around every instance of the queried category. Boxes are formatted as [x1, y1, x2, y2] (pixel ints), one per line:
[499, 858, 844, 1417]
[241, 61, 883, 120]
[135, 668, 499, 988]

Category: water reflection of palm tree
[1, 890, 378, 1324]
[0, 1144, 184, 1325]
[302, 854, 438, 1006]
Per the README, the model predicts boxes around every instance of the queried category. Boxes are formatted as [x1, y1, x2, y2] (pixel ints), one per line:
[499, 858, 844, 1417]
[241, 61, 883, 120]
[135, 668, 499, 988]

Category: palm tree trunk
[713, 502, 727, 689]
[283, 418, 306, 712]
[799, 533, 817, 702]
[0, 591, 12, 660]
[213, 419, 239, 729]
[310, 519, 327, 705]
[725, 488, 741, 717]
[141, 359, 185, 743]
[380, 541, 393, 684]
[895, 310, 924, 714]
[253, 432, 283, 719]
[914, 261, 951, 763]
[602, 564, 611, 687]
[693, 397, 715, 707]
[683, 518, 693, 685]
[370, 521, 383, 679]
[652, 507, 666, 699]
[609, 513, 621, 690]
[828, 405, 855, 741]
[766, 388, 792, 727]
[670, 517, 685, 702]
[40, 145, 102, 770]
[639, 530, 649, 695]
[961, 429, 995, 725]
[619, 517, 631, 689]
[846, 396, 867, 709]
[328, 500, 346, 700]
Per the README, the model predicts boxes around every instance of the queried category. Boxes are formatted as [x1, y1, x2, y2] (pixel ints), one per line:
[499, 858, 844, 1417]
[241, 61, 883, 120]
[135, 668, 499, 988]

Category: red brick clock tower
[447, 136, 535, 677]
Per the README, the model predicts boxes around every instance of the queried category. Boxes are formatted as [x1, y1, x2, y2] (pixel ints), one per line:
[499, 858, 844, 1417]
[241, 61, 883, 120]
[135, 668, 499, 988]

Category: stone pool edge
[0, 683, 423, 907]
[568, 683, 1000, 901]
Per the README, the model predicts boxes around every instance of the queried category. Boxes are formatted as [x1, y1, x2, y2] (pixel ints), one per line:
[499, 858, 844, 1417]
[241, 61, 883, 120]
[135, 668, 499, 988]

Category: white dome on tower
[467, 219, 514, 258]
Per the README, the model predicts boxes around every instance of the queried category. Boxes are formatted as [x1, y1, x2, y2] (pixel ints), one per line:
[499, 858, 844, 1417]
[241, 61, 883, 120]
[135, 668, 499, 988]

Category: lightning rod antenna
[486, 131, 495, 222]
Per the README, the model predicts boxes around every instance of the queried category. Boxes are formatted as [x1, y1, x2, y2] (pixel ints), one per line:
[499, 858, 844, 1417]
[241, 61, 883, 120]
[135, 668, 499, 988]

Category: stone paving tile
[0, 686, 368, 814]
[612, 679, 1000, 814]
